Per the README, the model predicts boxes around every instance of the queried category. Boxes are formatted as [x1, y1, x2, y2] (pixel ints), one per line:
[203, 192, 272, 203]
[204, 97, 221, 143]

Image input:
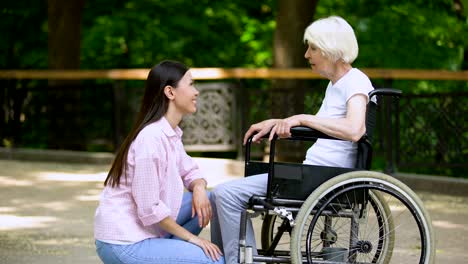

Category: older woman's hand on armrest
[268, 115, 303, 140]
[243, 119, 281, 145]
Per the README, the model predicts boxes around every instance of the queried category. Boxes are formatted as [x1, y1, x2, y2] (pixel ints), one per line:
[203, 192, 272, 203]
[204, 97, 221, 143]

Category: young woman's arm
[158, 217, 222, 261]
[189, 178, 212, 228]
[179, 149, 213, 229]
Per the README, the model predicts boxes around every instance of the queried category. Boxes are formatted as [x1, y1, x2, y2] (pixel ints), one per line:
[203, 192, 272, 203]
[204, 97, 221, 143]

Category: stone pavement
[0, 158, 467, 264]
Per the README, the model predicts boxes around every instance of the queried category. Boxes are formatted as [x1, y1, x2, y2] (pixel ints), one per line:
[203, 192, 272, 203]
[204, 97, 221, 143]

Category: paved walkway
[0, 158, 467, 263]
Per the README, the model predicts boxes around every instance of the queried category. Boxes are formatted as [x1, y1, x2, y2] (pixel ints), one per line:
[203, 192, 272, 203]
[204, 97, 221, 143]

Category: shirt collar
[160, 116, 183, 139]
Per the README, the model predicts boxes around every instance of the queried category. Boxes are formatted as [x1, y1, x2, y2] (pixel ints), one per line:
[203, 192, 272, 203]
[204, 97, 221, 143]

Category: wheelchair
[238, 89, 435, 264]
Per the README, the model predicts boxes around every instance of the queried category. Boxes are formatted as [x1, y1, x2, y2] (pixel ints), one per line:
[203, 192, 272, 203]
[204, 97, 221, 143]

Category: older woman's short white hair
[303, 16, 358, 64]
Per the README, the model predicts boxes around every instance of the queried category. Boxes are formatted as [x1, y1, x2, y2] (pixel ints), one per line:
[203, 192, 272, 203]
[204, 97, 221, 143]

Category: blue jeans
[96, 192, 224, 264]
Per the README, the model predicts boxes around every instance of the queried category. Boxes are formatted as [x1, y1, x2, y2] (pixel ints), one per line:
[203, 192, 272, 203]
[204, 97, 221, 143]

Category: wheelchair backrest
[355, 99, 377, 170]
[356, 88, 403, 169]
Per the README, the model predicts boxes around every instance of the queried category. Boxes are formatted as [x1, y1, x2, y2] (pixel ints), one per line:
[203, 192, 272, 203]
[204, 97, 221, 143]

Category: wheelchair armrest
[289, 126, 341, 141]
[253, 126, 341, 141]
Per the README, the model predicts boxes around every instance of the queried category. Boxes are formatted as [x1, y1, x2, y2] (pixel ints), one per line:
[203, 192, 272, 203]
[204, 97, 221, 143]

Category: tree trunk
[453, 0, 467, 70]
[47, 0, 86, 150]
[0, 80, 6, 145]
[271, 0, 318, 162]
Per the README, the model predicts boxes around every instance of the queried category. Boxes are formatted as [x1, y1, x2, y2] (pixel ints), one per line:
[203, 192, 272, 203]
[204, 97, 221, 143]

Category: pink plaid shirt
[94, 117, 205, 243]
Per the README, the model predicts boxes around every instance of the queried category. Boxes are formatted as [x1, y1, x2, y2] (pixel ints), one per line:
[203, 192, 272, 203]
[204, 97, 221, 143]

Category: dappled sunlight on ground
[417, 192, 468, 215]
[35, 171, 107, 182]
[0, 214, 57, 230]
[0, 159, 110, 178]
[34, 237, 84, 246]
[0, 175, 34, 186]
[0, 160, 103, 252]
[0, 206, 17, 213]
[433, 220, 468, 231]
[40, 201, 71, 211]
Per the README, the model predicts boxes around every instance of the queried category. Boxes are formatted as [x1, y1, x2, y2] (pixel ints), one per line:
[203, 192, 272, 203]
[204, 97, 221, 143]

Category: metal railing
[0, 68, 467, 176]
[396, 92, 467, 174]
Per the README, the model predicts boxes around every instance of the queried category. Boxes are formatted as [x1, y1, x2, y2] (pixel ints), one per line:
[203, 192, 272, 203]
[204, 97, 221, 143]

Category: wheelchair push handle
[368, 88, 402, 100]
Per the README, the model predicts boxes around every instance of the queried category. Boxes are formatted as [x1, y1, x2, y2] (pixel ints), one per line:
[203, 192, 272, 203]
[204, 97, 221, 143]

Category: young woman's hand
[191, 180, 212, 228]
[158, 216, 222, 261]
[188, 236, 223, 261]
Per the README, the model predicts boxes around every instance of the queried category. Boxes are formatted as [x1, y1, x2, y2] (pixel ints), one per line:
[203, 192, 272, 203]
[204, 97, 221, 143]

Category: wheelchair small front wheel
[261, 214, 292, 254]
[290, 171, 435, 264]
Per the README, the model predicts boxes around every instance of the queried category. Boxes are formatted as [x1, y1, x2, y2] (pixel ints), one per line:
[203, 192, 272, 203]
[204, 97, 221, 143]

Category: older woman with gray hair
[210, 16, 374, 264]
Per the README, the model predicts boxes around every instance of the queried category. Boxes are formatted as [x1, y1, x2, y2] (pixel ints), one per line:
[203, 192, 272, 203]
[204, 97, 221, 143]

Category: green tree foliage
[0, 0, 466, 176]
[1, 0, 466, 71]
[80, 0, 276, 68]
[0, 1, 47, 69]
[311, 0, 467, 70]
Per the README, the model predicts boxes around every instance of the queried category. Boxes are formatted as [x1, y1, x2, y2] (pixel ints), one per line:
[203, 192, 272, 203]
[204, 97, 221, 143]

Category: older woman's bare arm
[270, 94, 368, 142]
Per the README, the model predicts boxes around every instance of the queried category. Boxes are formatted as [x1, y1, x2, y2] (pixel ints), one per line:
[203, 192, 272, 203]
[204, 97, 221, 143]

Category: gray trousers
[211, 173, 268, 264]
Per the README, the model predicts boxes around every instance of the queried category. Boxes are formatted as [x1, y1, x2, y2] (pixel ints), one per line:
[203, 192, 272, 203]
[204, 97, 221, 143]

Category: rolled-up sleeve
[179, 149, 205, 190]
[132, 154, 171, 227]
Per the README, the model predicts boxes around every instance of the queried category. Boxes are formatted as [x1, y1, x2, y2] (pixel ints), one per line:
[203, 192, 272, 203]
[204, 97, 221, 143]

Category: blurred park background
[0, 1, 468, 263]
[0, 0, 467, 177]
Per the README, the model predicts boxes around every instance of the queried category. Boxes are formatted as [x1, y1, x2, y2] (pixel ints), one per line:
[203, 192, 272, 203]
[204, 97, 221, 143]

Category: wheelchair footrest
[273, 207, 295, 227]
[249, 196, 296, 227]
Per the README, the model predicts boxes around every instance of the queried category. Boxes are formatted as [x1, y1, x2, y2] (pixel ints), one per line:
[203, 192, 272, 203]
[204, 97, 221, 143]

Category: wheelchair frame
[237, 89, 435, 264]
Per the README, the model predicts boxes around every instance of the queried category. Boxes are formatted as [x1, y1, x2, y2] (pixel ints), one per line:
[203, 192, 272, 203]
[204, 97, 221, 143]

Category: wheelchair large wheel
[290, 189, 395, 263]
[261, 193, 394, 262]
[290, 171, 435, 264]
[367, 191, 395, 263]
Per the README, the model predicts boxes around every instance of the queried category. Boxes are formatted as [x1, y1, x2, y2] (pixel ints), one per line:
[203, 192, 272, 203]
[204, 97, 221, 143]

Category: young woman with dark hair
[94, 60, 224, 264]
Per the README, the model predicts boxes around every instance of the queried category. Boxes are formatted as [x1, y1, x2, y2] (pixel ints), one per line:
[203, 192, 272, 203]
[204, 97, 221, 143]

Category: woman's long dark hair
[104, 60, 189, 187]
